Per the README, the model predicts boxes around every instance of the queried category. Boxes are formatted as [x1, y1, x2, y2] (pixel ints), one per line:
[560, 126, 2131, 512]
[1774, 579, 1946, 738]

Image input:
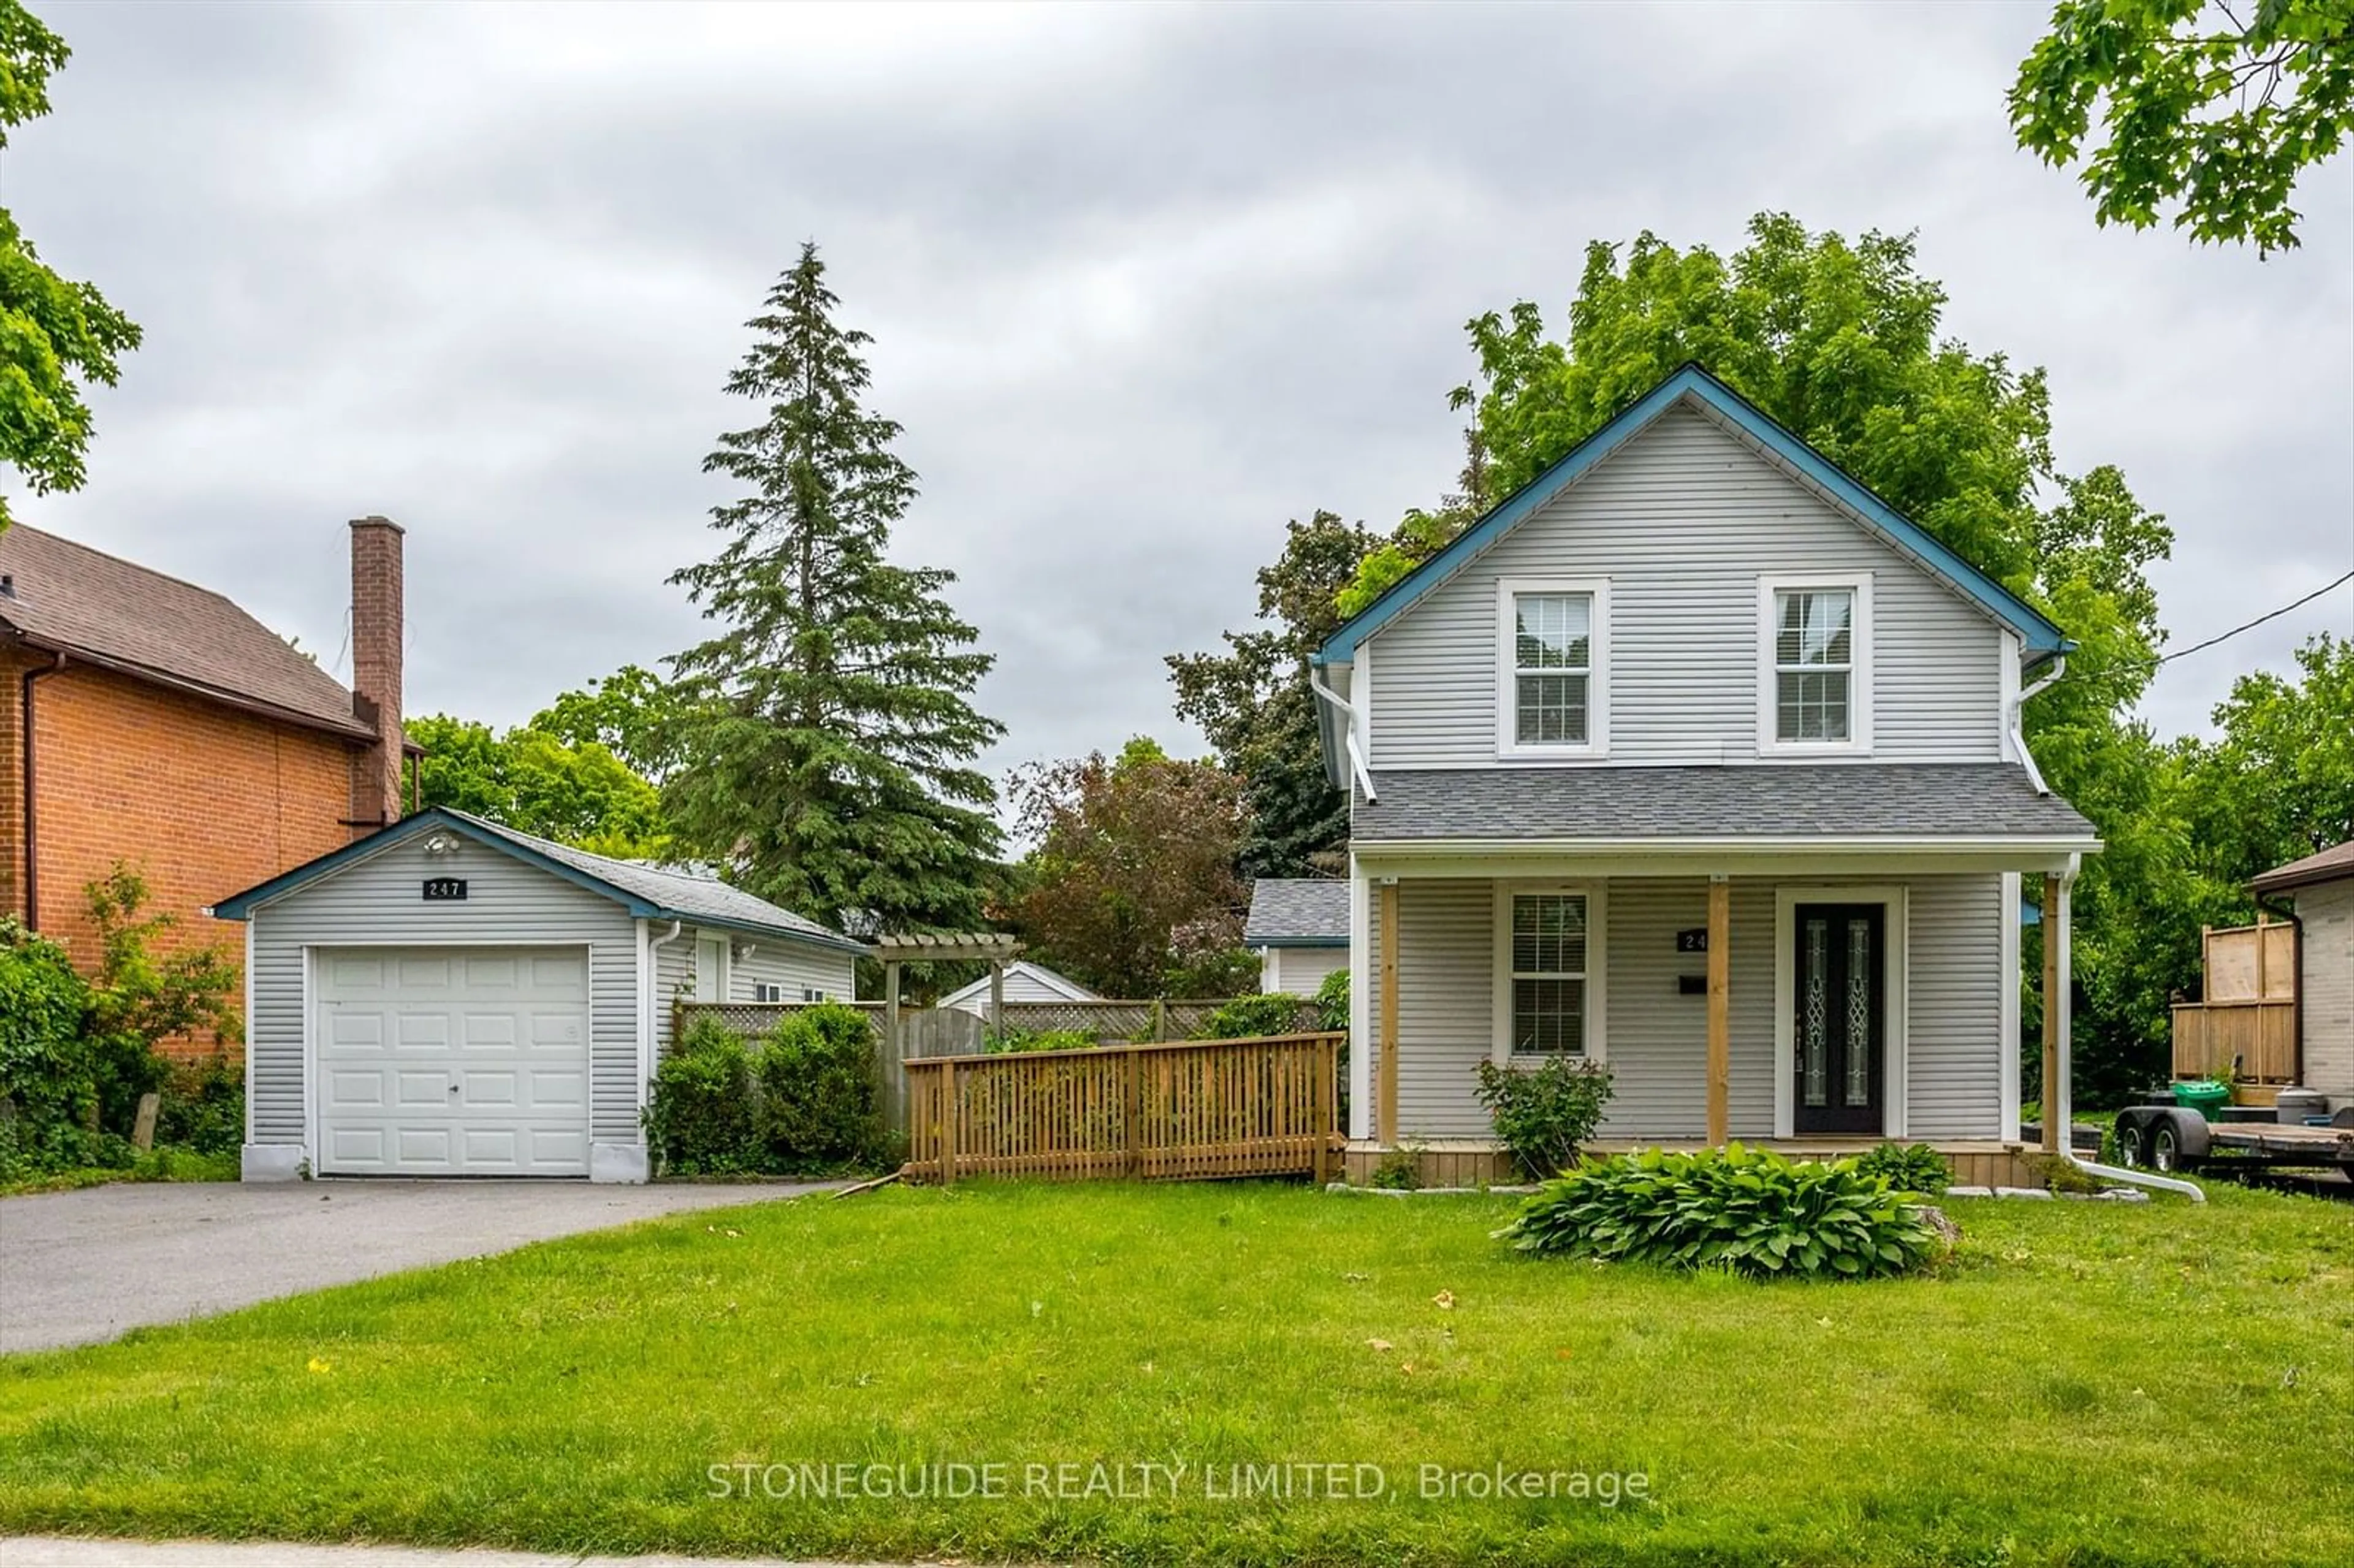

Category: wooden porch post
[1377, 880, 1400, 1145]
[988, 961, 1005, 1037]
[2040, 873, 2060, 1154]
[1706, 875, 1730, 1146]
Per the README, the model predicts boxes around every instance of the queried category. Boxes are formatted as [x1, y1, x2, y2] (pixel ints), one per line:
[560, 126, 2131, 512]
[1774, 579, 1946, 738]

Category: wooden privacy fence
[903, 1031, 1345, 1185]
[2173, 917, 2298, 1084]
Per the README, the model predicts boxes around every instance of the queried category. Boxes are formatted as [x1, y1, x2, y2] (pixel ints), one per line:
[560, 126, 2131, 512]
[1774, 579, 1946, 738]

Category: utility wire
[2152, 566, 2354, 666]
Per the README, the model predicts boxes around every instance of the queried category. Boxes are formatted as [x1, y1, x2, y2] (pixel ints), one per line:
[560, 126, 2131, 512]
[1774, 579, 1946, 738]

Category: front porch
[1346, 848, 2088, 1179]
[1339, 1138, 2049, 1190]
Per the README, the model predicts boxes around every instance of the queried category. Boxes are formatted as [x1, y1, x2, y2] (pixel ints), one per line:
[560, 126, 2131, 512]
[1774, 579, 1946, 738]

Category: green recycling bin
[2171, 1079, 2231, 1120]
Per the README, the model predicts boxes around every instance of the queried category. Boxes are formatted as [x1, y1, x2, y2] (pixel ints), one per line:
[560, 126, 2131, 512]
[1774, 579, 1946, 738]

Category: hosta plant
[1500, 1143, 1945, 1279]
[1852, 1140, 1954, 1197]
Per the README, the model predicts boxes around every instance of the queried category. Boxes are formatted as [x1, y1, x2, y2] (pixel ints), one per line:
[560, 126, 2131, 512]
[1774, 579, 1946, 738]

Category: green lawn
[2, 1182, 2349, 1567]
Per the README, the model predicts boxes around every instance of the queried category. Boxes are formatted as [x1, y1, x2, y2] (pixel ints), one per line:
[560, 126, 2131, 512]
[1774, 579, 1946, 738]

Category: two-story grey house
[1311, 365, 2101, 1185]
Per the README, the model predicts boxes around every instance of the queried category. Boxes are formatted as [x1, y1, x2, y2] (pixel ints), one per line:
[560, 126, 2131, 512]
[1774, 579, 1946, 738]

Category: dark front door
[1792, 904, 1884, 1136]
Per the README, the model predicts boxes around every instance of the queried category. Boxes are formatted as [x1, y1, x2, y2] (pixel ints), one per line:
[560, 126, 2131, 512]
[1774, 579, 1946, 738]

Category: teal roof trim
[1315, 363, 2071, 667]
[208, 806, 868, 955]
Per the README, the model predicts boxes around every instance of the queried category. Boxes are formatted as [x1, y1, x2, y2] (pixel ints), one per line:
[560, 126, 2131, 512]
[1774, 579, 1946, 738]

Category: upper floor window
[1497, 577, 1610, 757]
[1759, 574, 1871, 753]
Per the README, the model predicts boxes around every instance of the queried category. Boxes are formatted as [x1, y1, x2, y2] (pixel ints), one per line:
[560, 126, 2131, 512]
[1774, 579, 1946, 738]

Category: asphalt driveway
[0, 1179, 837, 1354]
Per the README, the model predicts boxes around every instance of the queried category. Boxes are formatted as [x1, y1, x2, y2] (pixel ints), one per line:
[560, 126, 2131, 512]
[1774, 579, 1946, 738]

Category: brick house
[1, 517, 412, 1046]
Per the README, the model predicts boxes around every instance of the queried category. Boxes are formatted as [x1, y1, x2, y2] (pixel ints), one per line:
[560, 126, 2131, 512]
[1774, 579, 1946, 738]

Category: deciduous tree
[1007, 739, 1252, 998]
[409, 713, 671, 859]
[2011, 0, 2354, 256]
[0, 2, 141, 532]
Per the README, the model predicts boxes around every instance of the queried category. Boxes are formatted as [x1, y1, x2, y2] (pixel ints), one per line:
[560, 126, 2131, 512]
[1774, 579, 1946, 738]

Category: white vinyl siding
[1383, 872, 2005, 1142]
[1365, 403, 2004, 767]
[2285, 881, 2354, 1105]
[1260, 943, 1349, 997]
[652, 927, 859, 1050]
[246, 834, 641, 1149]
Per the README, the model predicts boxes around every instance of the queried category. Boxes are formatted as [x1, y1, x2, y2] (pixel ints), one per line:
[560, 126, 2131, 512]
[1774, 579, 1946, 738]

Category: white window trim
[1771, 885, 1908, 1140]
[1757, 572, 1873, 756]
[1496, 576, 1610, 760]
[1490, 881, 1610, 1065]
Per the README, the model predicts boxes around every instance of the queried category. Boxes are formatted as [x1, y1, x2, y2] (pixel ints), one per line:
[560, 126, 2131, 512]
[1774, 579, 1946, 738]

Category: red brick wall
[16, 660, 359, 1058]
[1, 643, 26, 921]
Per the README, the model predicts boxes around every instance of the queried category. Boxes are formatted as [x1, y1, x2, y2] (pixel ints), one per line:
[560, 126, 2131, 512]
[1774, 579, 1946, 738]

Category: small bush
[1853, 1141, 1952, 1196]
[1, 919, 97, 1176]
[1503, 1144, 1945, 1279]
[985, 1026, 1100, 1054]
[644, 1017, 761, 1175]
[1192, 992, 1310, 1040]
[1474, 1057, 1614, 1180]
[1312, 967, 1349, 1032]
[758, 1003, 885, 1171]
[155, 1056, 245, 1156]
[1368, 1141, 1423, 1190]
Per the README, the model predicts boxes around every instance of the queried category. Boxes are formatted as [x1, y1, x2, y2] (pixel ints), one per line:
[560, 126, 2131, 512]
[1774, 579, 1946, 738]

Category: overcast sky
[12, 1, 2352, 794]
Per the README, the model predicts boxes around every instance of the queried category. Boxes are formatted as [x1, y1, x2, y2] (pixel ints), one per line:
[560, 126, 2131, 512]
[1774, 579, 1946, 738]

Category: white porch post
[1706, 873, 1730, 1146]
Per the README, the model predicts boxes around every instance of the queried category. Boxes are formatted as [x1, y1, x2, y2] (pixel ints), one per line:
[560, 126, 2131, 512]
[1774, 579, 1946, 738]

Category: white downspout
[2041, 858, 2204, 1201]
[646, 919, 684, 1064]
[2011, 655, 2065, 796]
[1309, 665, 1377, 803]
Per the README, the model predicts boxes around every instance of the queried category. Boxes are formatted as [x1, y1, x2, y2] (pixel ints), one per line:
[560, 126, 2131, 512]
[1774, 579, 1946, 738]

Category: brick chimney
[348, 516, 405, 833]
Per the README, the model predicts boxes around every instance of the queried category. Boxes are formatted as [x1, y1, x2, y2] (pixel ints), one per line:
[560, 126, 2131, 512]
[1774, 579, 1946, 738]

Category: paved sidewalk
[2, 1540, 916, 1568]
[1, 1179, 836, 1354]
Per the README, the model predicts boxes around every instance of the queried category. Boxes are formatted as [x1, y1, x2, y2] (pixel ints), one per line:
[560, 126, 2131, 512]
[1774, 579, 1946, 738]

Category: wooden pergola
[872, 932, 1024, 1033]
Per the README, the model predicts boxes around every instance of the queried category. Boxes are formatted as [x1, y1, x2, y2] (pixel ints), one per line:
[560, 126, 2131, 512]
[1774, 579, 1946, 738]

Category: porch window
[1511, 592, 1592, 745]
[1773, 587, 1853, 743]
[1509, 892, 1587, 1055]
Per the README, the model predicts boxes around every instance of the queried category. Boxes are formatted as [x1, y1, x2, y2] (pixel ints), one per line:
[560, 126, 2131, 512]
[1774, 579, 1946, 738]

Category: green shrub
[1473, 1057, 1614, 1180]
[1853, 1141, 1952, 1196]
[1192, 992, 1310, 1040]
[758, 1003, 884, 1171]
[1313, 967, 1349, 1032]
[154, 1056, 245, 1157]
[1368, 1141, 1422, 1190]
[984, 1026, 1100, 1054]
[644, 1017, 761, 1175]
[0, 919, 97, 1151]
[1503, 1144, 1945, 1279]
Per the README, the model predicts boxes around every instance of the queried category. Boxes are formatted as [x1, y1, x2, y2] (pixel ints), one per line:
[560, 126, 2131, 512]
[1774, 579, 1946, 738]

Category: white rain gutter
[1309, 666, 1377, 803]
[2011, 654, 2065, 796]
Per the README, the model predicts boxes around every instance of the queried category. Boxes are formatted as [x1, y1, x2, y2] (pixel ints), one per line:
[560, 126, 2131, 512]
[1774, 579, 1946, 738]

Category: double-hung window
[1498, 578, 1608, 756]
[1760, 574, 1870, 752]
[1504, 891, 1590, 1056]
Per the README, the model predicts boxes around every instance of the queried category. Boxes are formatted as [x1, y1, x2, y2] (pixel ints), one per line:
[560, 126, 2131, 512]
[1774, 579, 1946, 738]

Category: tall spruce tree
[665, 244, 1003, 933]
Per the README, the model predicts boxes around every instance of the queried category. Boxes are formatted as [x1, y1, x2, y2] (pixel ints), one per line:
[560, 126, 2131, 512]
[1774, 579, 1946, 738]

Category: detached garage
[210, 807, 867, 1182]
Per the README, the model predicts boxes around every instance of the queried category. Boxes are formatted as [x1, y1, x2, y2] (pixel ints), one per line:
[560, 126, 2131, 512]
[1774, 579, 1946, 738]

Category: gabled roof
[1246, 878, 1350, 947]
[208, 806, 869, 954]
[937, 960, 1102, 1007]
[1314, 363, 2071, 669]
[2252, 839, 2354, 895]
[0, 522, 375, 740]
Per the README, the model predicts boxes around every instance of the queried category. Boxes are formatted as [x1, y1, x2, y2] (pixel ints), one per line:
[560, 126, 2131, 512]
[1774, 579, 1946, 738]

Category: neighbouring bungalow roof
[208, 806, 869, 954]
[1349, 763, 2098, 846]
[1313, 363, 2072, 672]
[937, 960, 1101, 1007]
[1246, 879, 1350, 947]
[2251, 839, 2354, 896]
[0, 522, 377, 740]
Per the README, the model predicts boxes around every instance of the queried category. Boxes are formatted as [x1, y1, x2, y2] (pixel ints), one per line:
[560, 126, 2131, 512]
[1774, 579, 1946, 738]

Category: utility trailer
[2114, 1106, 2354, 1180]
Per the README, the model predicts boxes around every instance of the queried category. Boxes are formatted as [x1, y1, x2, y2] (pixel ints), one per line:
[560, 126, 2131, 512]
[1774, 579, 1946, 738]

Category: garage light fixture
[421, 831, 463, 857]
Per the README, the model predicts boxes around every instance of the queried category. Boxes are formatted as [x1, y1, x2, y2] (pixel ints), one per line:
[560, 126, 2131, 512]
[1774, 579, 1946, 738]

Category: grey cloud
[10, 1, 2349, 790]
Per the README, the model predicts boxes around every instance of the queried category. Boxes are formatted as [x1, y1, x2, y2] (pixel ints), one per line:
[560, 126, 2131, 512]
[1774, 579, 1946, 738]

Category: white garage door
[315, 946, 592, 1176]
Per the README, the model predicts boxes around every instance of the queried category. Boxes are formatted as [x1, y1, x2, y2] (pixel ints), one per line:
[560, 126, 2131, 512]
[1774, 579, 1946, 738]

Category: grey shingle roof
[1352, 764, 2097, 842]
[0, 522, 374, 739]
[2252, 839, 2354, 894]
[446, 810, 867, 952]
[1246, 878, 1350, 945]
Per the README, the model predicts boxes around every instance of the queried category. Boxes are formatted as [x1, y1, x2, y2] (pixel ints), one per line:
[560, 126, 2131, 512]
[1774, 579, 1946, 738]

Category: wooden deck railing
[902, 1032, 1344, 1185]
